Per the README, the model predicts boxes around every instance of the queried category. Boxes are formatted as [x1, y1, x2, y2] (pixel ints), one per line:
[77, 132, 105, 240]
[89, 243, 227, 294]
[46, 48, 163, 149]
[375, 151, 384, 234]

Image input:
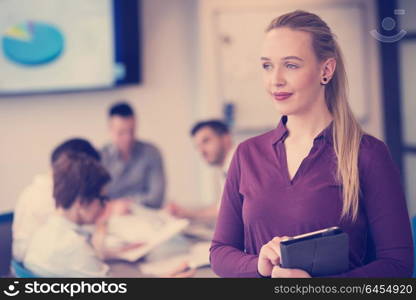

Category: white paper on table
[139, 254, 189, 276]
[139, 242, 211, 276]
[104, 205, 189, 262]
[188, 242, 211, 268]
[182, 222, 214, 241]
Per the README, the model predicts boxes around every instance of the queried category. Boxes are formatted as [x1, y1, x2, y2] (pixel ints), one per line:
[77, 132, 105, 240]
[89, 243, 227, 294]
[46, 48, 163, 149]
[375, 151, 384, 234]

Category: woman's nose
[271, 68, 286, 87]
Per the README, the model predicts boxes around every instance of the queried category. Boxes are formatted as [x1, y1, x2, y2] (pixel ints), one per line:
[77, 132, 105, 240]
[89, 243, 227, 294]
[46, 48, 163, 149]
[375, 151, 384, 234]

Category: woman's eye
[286, 63, 298, 69]
[262, 63, 272, 70]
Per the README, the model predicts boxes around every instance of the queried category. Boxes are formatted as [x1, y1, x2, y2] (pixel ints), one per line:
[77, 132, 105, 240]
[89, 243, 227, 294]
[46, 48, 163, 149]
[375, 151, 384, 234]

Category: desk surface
[108, 233, 218, 278]
[109, 261, 216, 278]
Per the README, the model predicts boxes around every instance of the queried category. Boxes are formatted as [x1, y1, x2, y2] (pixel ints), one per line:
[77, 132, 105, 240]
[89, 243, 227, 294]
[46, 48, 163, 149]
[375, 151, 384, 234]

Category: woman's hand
[108, 198, 133, 216]
[271, 265, 311, 278]
[164, 261, 196, 278]
[91, 222, 108, 259]
[95, 198, 132, 226]
[257, 236, 289, 277]
[165, 202, 194, 219]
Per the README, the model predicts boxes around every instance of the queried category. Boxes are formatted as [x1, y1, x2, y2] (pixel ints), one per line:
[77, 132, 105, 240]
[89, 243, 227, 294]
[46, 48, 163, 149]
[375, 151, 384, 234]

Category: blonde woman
[209, 10, 414, 278]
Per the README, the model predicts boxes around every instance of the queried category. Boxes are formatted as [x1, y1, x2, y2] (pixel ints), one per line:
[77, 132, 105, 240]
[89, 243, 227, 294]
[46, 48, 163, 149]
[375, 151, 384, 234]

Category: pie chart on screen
[2, 21, 64, 66]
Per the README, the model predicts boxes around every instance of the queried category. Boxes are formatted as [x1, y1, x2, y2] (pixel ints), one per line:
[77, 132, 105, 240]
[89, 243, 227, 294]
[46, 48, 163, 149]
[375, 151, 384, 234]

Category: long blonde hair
[266, 10, 364, 222]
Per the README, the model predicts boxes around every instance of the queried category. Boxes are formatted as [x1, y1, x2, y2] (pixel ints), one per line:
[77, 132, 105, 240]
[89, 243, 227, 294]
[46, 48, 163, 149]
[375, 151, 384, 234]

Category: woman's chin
[272, 103, 296, 116]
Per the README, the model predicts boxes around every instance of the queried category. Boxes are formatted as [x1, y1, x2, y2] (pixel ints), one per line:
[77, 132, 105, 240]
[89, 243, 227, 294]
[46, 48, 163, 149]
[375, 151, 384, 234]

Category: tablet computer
[280, 226, 342, 246]
[279, 226, 349, 276]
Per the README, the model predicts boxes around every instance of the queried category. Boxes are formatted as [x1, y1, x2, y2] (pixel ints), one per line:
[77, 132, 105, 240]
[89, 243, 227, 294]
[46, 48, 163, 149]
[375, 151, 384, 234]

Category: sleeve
[12, 174, 55, 261]
[131, 146, 166, 209]
[209, 144, 261, 277]
[324, 140, 414, 278]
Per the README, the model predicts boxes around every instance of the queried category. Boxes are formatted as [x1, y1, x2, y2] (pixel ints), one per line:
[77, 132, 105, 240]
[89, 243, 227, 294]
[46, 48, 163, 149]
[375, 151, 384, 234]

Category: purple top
[210, 116, 414, 277]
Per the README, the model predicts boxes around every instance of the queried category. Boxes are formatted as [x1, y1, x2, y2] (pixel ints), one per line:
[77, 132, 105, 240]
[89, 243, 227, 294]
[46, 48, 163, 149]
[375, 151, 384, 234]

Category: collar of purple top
[270, 115, 334, 145]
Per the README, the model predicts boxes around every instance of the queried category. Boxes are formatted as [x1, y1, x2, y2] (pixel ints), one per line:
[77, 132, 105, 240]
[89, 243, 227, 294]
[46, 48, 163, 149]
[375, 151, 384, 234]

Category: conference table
[107, 229, 217, 278]
[109, 261, 216, 278]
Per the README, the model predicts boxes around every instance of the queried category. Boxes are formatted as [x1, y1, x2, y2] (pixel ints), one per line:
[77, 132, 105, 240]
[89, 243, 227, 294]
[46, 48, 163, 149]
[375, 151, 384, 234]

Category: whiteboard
[214, 3, 370, 130]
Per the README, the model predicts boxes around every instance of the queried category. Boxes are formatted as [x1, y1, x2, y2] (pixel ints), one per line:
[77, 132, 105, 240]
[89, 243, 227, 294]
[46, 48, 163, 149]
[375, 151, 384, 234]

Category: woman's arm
[91, 221, 111, 260]
[325, 139, 414, 278]
[209, 144, 261, 277]
[165, 201, 218, 223]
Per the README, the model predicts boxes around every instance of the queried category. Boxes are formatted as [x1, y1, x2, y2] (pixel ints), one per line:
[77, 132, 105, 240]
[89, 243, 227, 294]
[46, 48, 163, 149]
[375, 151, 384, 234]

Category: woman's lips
[273, 92, 293, 101]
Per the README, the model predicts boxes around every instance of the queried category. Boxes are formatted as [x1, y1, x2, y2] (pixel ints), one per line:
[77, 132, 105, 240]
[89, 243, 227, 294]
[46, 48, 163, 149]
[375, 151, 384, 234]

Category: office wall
[0, 0, 201, 213]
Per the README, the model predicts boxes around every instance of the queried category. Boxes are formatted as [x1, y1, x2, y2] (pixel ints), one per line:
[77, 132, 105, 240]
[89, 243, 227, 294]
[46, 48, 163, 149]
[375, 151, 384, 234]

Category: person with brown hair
[209, 10, 413, 278]
[12, 138, 102, 262]
[23, 152, 125, 277]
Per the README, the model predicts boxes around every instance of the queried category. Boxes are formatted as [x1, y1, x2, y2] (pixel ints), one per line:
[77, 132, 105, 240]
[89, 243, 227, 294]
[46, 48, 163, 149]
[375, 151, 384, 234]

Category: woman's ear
[320, 58, 336, 84]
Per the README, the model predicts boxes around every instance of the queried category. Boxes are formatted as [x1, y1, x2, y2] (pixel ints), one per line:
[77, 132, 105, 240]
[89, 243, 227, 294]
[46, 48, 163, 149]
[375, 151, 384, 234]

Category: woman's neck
[285, 102, 333, 144]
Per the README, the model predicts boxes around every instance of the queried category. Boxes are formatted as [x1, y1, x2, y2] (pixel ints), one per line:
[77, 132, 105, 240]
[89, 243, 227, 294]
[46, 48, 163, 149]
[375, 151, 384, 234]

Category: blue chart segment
[2, 21, 64, 66]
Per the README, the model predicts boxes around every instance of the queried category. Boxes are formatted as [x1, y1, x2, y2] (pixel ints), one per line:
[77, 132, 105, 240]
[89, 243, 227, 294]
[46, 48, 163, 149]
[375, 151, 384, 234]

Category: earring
[321, 77, 328, 85]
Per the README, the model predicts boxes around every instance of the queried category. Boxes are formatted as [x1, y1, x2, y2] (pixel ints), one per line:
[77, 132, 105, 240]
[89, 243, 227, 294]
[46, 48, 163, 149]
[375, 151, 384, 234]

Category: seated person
[13, 138, 130, 262]
[23, 152, 130, 277]
[167, 120, 235, 224]
[12, 138, 101, 262]
[101, 102, 166, 209]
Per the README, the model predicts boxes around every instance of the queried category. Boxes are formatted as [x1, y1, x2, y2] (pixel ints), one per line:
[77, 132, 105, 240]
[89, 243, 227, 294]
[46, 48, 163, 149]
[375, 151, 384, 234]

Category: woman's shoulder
[360, 133, 388, 152]
[359, 133, 393, 167]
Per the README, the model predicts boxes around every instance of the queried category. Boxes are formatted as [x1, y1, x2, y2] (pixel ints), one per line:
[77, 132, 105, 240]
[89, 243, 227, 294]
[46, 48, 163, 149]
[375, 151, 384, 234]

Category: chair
[412, 216, 416, 278]
[11, 260, 38, 278]
[0, 213, 13, 277]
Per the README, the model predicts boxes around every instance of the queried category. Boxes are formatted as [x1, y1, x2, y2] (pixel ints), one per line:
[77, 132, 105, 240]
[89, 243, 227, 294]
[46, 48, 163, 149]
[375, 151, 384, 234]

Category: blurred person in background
[13, 138, 103, 262]
[167, 120, 234, 224]
[101, 102, 166, 209]
[23, 152, 140, 277]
